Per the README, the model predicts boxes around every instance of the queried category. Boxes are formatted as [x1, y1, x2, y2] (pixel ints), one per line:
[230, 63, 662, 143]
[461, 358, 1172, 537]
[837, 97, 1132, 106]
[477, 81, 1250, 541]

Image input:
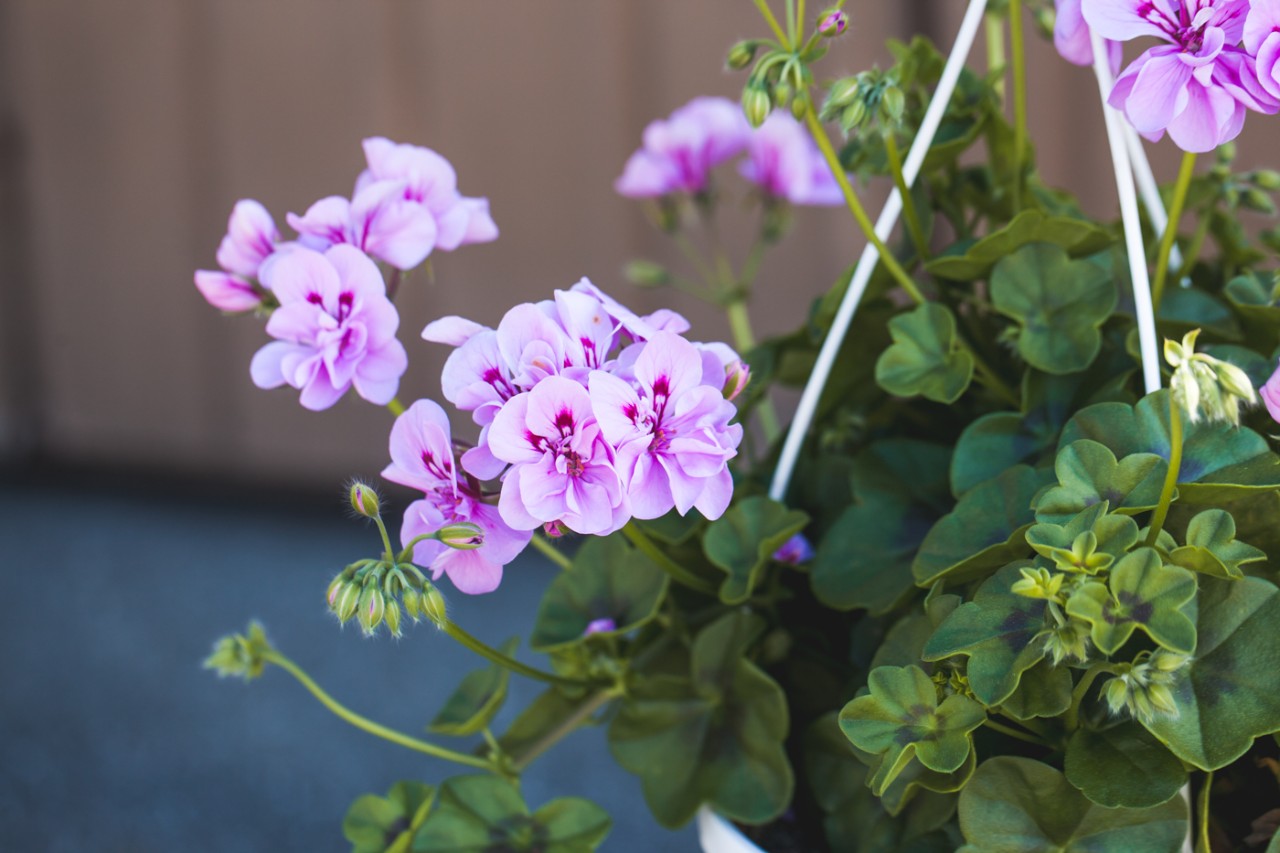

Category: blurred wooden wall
[0, 1, 1271, 489]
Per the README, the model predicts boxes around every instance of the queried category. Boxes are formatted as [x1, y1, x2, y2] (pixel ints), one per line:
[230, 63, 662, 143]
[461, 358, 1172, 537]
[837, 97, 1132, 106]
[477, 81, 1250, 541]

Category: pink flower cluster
[391, 280, 746, 593]
[194, 137, 496, 411]
[615, 97, 842, 206]
[1065, 0, 1280, 152]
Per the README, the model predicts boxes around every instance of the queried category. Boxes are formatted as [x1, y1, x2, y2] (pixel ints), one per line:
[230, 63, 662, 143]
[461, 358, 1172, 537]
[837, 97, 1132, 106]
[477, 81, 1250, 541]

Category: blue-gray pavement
[0, 480, 697, 852]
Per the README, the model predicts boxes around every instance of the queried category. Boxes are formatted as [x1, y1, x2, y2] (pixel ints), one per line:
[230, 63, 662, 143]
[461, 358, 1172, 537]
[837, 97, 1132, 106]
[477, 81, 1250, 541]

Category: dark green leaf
[922, 564, 1047, 705]
[428, 638, 517, 737]
[1167, 508, 1266, 579]
[1033, 440, 1167, 524]
[703, 496, 809, 605]
[875, 303, 975, 403]
[924, 211, 1113, 281]
[1064, 723, 1186, 809]
[957, 756, 1188, 852]
[990, 244, 1116, 374]
[1064, 549, 1197, 655]
[530, 536, 668, 652]
[999, 659, 1072, 721]
[608, 612, 792, 828]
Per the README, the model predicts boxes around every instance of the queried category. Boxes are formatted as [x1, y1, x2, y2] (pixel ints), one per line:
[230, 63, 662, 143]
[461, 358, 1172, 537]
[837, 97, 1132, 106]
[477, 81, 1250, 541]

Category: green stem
[966, 340, 1021, 408]
[1196, 770, 1214, 853]
[1152, 152, 1198, 311]
[1009, 0, 1028, 210]
[530, 532, 573, 571]
[262, 650, 494, 771]
[984, 717, 1048, 747]
[442, 621, 592, 689]
[1180, 209, 1212, 279]
[387, 397, 406, 417]
[622, 522, 718, 595]
[985, 13, 1006, 97]
[883, 132, 930, 260]
[753, 0, 790, 45]
[674, 233, 717, 288]
[785, 0, 797, 46]
[726, 299, 781, 444]
[802, 106, 925, 303]
[1145, 395, 1183, 547]
[1065, 663, 1113, 731]
[795, 0, 806, 48]
[372, 517, 396, 563]
[511, 689, 620, 772]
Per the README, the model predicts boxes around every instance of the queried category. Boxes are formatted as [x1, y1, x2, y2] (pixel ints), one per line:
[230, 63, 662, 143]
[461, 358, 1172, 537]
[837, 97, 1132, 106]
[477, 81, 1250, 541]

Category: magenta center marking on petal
[554, 408, 576, 436]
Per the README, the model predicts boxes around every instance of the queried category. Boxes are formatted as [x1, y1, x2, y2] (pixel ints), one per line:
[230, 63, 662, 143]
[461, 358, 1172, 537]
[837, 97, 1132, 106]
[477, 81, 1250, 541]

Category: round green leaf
[840, 665, 985, 796]
[607, 612, 792, 828]
[1145, 576, 1280, 770]
[1064, 549, 1197, 655]
[999, 658, 1072, 721]
[958, 756, 1188, 852]
[703, 496, 809, 605]
[530, 535, 668, 652]
[1033, 440, 1167, 524]
[1060, 390, 1280, 501]
[875, 303, 975, 403]
[922, 564, 1048, 705]
[924, 210, 1113, 281]
[913, 465, 1053, 586]
[345, 782, 435, 853]
[990, 243, 1116, 374]
[1064, 723, 1186, 809]
[1167, 508, 1266, 579]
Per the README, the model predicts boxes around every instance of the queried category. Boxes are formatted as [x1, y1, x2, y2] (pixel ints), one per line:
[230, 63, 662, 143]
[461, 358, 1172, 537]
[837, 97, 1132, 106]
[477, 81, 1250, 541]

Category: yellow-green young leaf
[1064, 549, 1197, 656]
[990, 243, 1116, 374]
[1026, 502, 1138, 569]
[922, 564, 1049, 706]
[875, 303, 974, 403]
[839, 665, 985, 796]
[1167, 508, 1266, 579]
[957, 757, 1188, 852]
[1033, 440, 1168, 525]
[428, 638, 518, 737]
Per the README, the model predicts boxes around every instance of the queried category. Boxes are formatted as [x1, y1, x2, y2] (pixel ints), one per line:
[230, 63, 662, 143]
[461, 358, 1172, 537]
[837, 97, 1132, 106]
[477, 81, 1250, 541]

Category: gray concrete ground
[0, 478, 696, 852]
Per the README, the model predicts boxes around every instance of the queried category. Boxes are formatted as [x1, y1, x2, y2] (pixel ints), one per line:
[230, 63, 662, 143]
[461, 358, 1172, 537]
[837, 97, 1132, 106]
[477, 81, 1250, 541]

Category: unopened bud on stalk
[880, 85, 906, 123]
[742, 81, 773, 129]
[817, 8, 848, 37]
[840, 99, 868, 134]
[422, 584, 448, 627]
[543, 521, 569, 539]
[384, 600, 403, 637]
[723, 360, 751, 401]
[1253, 169, 1280, 191]
[1166, 329, 1256, 425]
[625, 260, 671, 288]
[436, 522, 484, 550]
[335, 581, 361, 623]
[349, 481, 381, 519]
[357, 586, 386, 635]
[726, 40, 758, 70]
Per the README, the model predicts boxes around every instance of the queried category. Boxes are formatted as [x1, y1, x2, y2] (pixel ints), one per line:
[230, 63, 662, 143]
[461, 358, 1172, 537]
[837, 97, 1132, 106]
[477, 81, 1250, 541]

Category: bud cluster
[1103, 651, 1191, 725]
[327, 557, 448, 637]
[819, 69, 906, 135]
[1165, 329, 1256, 425]
[204, 621, 273, 681]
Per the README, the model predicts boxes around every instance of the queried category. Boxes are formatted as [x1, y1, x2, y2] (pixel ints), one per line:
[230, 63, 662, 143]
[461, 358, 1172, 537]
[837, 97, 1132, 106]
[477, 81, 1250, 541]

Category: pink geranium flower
[1083, 0, 1277, 152]
[194, 199, 279, 312]
[1245, 0, 1280, 99]
[589, 332, 742, 520]
[488, 376, 630, 535]
[1053, 0, 1123, 71]
[615, 97, 752, 197]
[1261, 360, 1280, 423]
[382, 400, 530, 594]
[739, 112, 843, 206]
[250, 245, 407, 410]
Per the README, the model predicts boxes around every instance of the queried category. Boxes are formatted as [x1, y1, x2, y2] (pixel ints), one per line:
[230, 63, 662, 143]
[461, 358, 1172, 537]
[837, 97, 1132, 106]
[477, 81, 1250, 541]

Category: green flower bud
[722, 360, 751, 402]
[823, 77, 861, 114]
[1253, 169, 1280, 190]
[349, 481, 381, 519]
[816, 8, 848, 37]
[336, 581, 361, 623]
[790, 91, 809, 120]
[742, 82, 773, 129]
[1166, 329, 1255, 425]
[839, 99, 868, 134]
[384, 600, 403, 638]
[726, 40, 758, 71]
[1240, 187, 1277, 215]
[422, 584, 448, 628]
[204, 621, 272, 681]
[624, 259, 670, 288]
[880, 85, 905, 123]
[358, 586, 386, 635]
[436, 522, 484, 550]
[1041, 620, 1091, 666]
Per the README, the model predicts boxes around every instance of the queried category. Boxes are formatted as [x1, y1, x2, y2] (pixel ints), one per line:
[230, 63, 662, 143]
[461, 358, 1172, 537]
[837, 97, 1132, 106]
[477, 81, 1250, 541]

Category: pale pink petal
[487, 394, 541, 465]
[352, 341, 407, 404]
[216, 199, 279, 278]
[194, 270, 261, 312]
[350, 180, 438, 270]
[260, 246, 342, 307]
[249, 341, 297, 389]
[287, 196, 352, 251]
[693, 467, 735, 520]
[422, 316, 489, 345]
[433, 549, 504, 595]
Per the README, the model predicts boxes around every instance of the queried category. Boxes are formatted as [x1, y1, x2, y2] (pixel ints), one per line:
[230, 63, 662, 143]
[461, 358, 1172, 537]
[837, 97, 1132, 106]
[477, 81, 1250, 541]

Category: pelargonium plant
[202, 1, 1280, 850]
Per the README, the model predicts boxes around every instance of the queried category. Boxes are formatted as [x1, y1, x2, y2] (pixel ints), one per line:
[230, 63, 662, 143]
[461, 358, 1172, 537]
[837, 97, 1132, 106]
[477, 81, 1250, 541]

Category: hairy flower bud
[422, 584, 448, 627]
[1103, 654, 1184, 724]
[204, 622, 273, 681]
[817, 8, 848, 37]
[839, 100, 869, 134]
[542, 521, 569, 539]
[436, 522, 485, 550]
[1166, 329, 1256, 425]
[357, 586, 386, 635]
[349, 481, 381, 519]
[726, 40, 758, 70]
[880, 85, 906, 124]
[384, 600, 403, 637]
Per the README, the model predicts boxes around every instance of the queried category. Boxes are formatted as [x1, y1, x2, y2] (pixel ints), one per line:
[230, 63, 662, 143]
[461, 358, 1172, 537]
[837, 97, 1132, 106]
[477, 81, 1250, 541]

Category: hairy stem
[443, 621, 592, 689]
[263, 650, 493, 771]
[386, 397, 406, 417]
[623, 523, 718, 595]
[512, 689, 620, 772]
[1009, 0, 1028, 210]
[1065, 662, 1113, 731]
[753, 0, 790, 44]
[984, 717, 1048, 747]
[530, 532, 573, 571]
[1196, 770, 1214, 853]
[884, 132, 930, 259]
